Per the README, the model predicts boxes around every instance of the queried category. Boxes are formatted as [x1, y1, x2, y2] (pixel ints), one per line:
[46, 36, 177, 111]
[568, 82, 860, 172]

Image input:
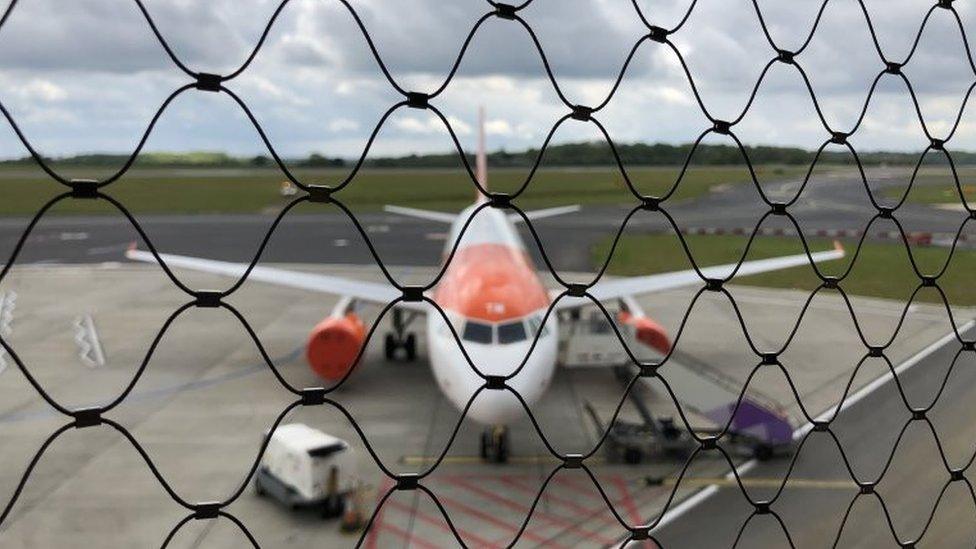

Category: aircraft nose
[463, 342, 555, 425]
[466, 389, 523, 425]
[429, 313, 557, 426]
[464, 340, 533, 378]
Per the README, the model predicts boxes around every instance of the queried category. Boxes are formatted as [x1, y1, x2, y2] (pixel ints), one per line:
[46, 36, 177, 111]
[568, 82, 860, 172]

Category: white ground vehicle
[254, 424, 357, 517]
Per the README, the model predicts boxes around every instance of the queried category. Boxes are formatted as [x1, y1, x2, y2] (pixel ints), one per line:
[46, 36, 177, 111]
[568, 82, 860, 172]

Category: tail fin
[476, 106, 487, 200]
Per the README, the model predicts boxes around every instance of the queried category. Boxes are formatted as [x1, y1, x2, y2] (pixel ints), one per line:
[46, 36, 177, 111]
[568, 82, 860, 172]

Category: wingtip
[125, 241, 138, 258]
[833, 239, 845, 255]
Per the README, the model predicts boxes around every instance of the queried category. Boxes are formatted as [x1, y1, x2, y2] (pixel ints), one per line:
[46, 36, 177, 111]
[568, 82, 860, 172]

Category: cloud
[1, 0, 975, 158]
[485, 119, 513, 136]
[327, 118, 360, 133]
[6, 79, 68, 102]
[393, 115, 472, 136]
[392, 116, 439, 135]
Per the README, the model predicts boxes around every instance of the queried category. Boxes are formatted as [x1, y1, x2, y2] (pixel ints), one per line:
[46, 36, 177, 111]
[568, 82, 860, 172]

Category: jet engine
[306, 313, 366, 381]
[617, 311, 671, 355]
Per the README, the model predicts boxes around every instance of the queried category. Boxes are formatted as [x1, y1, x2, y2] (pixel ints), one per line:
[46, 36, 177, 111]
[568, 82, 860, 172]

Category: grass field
[880, 169, 976, 206]
[0, 164, 805, 216]
[594, 233, 976, 306]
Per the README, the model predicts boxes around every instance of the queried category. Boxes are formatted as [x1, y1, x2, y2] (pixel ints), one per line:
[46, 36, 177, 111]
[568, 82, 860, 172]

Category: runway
[0, 168, 969, 273]
[653, 324, 976, 548]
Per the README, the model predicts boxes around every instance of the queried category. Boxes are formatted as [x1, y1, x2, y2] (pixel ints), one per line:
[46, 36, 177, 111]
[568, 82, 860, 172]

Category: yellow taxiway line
[645, 476, 854, 490]
[400, 455, 608, 466]
[399, 456, 852, 490]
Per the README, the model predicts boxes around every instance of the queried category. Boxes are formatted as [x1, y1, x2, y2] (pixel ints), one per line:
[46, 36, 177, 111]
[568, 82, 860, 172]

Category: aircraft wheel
[753, 444, 774, 461]
[491, 426, 510, 464]
[623, 447, 643, 465]
[383, 334, 397, 361]
[479, 431, 490, 459]
[322, 496, 344, 519]
[495, 431, 509, 464]
[481, 426, 509, 463]
[403, 334, 417, 361]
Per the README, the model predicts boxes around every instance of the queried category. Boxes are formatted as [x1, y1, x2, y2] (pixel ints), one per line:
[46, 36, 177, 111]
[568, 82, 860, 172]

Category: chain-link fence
[2, 0, 976, 547]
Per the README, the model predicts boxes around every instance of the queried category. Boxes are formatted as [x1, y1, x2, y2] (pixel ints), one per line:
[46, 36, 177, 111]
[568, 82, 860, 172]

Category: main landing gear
[480, 425, 510, 464]
[384, 308, 418, 361]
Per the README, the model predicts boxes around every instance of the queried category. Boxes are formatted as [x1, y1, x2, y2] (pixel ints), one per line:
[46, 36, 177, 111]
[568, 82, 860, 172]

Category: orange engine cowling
[306, 313, 367, 381]
[618, 311, 671, 355]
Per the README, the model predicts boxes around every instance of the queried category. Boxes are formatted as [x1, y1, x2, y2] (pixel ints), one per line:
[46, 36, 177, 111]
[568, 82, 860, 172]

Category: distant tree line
[367, 142, 976, 168]
[3, 142, 972, 168]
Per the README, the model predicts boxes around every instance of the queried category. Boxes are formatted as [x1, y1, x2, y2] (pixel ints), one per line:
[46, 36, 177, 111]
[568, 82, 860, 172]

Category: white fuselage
[426, 205, 558, 425]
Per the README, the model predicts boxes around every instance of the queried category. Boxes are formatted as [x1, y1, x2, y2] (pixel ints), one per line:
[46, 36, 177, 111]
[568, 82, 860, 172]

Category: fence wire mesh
[1, 0, 976, 547]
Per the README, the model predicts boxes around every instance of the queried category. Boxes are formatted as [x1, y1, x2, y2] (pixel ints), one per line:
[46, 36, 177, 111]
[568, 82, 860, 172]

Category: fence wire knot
[0, 0, 974, 547]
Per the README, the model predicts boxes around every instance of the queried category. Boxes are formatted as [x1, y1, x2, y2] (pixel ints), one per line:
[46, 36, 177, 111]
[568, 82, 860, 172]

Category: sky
[2, 0, 976, 160]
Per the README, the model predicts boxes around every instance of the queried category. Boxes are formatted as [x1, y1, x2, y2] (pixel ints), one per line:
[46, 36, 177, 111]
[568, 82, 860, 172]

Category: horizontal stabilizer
[509, 205, 581, 223]
[383, 205, 456, 224]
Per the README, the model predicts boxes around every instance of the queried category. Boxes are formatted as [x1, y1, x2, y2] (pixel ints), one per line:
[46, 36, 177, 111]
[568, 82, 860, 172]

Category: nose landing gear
[479, 425, 510, 463]
[383, 333, 416, 361]
[384, 309, 418, 361]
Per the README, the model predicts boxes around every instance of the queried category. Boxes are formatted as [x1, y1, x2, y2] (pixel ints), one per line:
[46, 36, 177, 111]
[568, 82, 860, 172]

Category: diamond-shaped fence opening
[1, 0, 975, 547]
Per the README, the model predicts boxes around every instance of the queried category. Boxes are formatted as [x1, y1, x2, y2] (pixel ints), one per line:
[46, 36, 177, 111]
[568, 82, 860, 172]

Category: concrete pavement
[0, 264, 969, 548]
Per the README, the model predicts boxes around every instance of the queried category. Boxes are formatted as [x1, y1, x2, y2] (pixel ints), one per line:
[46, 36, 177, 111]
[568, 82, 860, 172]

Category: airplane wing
[553, 242, 845, 309]
[562, 244, 844, 449]
[126, 248, 429, 313]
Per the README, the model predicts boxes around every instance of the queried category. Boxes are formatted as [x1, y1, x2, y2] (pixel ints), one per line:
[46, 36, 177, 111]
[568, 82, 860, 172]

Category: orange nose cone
[306, 314, 366, 381]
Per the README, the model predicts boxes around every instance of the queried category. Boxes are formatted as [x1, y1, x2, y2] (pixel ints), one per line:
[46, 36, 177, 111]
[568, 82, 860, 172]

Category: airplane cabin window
[498, 321, 528, 344]
[462, 321, 493, 344]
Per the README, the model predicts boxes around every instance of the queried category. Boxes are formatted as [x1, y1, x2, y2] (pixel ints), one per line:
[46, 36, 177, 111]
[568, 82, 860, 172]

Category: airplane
[126, 108, 846, 463]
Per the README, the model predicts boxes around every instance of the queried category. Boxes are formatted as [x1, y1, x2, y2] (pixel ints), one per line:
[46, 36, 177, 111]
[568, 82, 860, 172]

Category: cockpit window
[462, 321, 493, 344]
[497, 321, 527, 344]
[527, 315, 549, 337]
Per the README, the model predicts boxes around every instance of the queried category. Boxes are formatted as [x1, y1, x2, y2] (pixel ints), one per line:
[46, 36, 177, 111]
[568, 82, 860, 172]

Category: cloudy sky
[1, 0, 976, 160]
